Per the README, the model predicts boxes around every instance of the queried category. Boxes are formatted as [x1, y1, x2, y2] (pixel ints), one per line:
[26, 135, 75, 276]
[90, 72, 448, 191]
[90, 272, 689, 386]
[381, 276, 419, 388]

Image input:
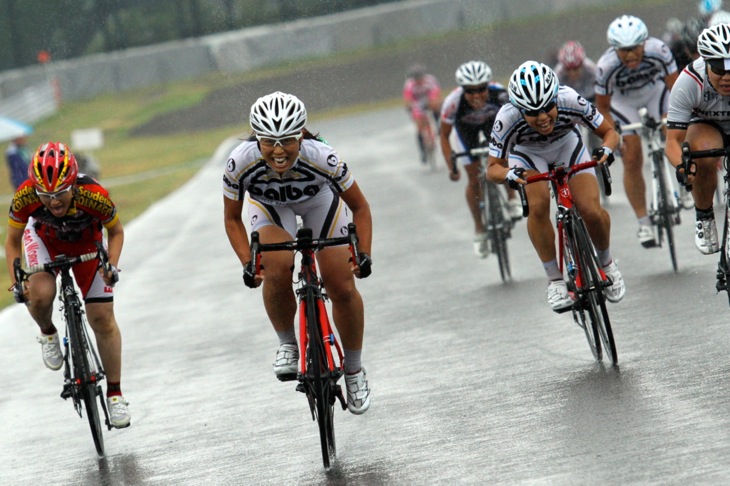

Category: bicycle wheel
[563, 219, 601, 361]
[718, 200, 730, 305]
[654, 152, 678, 272]
[486, 183, 511, 282]
[305, 293, 336, 469]
[67, 306, 105, 456]
[572, 213, 618, 365]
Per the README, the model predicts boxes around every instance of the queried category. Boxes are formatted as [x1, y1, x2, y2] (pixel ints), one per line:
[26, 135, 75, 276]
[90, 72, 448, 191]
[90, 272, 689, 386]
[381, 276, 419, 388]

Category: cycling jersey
[403, 74, 441, 115]
[9, 174, 117, 246]
[223, 138, 356, 238]
[667, 57, 730, 133]
[8, 175, 119, 301]
[441, 83, 508, 153]
[489, 85, 604, 161]
[554, 58, 598, 101]
[595, 37, 677, 98]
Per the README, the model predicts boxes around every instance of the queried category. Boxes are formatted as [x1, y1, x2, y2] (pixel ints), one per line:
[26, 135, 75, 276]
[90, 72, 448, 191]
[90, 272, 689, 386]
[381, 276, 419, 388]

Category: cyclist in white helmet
[486, 61, 624, 311]
[666, 24, 730, 255]
[595, 15, 679, 248]
[440, 60, 521, 258]
[223, 91, 373, 414]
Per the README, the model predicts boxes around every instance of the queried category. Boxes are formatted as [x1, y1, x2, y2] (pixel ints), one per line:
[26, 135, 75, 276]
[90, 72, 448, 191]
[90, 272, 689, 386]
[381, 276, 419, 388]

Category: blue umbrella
[0, 116, 33, 144]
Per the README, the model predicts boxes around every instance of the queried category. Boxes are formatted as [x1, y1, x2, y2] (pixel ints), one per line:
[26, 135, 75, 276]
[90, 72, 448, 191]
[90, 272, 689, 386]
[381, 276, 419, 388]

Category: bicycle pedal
[276, 372, 297, 382]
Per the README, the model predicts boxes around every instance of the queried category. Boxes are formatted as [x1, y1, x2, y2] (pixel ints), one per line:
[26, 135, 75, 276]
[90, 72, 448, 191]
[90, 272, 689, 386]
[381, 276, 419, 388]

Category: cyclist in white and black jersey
[595, 15, 678, 248]
[222, 91, 373, 415]
[666, 24, 730, 255]
[486, 61, 624, 312]
[440, 60, 521, 258]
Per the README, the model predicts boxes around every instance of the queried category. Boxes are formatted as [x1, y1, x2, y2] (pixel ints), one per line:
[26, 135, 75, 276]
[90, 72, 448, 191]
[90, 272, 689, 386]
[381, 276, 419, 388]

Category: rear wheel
[67, 307, 105, 456]
[306, 294, 336, 469]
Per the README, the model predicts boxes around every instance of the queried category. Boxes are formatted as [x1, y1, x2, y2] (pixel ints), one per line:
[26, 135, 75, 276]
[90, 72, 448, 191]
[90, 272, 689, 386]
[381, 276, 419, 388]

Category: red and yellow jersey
[8, 175, 118, 243]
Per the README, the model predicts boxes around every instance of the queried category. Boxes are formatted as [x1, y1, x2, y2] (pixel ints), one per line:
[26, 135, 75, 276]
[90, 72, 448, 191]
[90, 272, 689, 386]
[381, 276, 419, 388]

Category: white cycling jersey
[489, 85, 604, 161]
[223, 138, 355, 238]
[667, 57, 730, 133]
[595, 37, 677, 98]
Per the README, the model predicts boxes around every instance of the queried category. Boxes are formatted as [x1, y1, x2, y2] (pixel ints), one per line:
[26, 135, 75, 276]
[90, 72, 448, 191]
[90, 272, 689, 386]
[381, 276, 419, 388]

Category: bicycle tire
[486, 183, 511, 282]
[654, 152, 678, 272]
[720, 201, 730, 305]
[563, 217, 601, 362]
[66, 304, 105, 456]
[573, 213, 618, 365]
[306, 292, 336, 469]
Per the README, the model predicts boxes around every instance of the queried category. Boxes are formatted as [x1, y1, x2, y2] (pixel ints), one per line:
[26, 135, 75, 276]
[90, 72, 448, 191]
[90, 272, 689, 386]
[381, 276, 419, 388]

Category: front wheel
[573, 214, 618, 365]
[67, 307, 105, 456]
[486, 183, 511, 282]
[306, 294, 336, 469]
[654, 152, 679, 272]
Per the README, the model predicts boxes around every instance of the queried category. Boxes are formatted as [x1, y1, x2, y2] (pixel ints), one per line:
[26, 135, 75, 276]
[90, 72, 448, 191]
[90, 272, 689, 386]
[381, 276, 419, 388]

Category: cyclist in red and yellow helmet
[5, 141, 131, 428]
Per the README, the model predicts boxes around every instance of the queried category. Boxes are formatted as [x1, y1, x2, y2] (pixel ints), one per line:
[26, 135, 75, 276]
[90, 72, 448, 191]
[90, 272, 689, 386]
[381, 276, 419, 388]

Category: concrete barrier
[0, 0, 671, 104]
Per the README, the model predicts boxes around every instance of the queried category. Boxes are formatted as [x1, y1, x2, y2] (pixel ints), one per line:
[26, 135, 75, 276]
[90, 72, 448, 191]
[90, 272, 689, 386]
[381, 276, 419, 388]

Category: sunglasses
[708, 62, 730, 76]
[520, 100, 557, 117]
[256, 133, 303, 148]
[617, 45, 642, 53]
[36, 186, 73, 201]
[464, 85, 488, 94]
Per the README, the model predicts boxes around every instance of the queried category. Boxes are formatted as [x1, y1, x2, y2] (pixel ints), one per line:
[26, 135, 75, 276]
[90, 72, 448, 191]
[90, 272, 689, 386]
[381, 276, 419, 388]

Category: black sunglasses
[521, 100, 557, 117]
[708, 62, 730, 76]
[464, 85, 488, 94]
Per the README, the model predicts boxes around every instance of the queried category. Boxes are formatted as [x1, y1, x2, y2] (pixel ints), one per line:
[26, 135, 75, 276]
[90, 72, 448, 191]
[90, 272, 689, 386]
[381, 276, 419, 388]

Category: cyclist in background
[486, 61, 624, 311]
[4, 141, 130, 428]
[555, 41, 602, 155]
[223, 91, 373, 415]
[595, 15, 678, 248]
[440, 60, 522, 258]
[403, 63, 442, 164]
[665, 24, 730, 255]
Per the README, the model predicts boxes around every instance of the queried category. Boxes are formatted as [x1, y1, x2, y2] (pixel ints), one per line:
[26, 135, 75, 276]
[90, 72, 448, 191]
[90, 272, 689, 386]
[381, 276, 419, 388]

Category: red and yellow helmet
[28, 142, 78, 193]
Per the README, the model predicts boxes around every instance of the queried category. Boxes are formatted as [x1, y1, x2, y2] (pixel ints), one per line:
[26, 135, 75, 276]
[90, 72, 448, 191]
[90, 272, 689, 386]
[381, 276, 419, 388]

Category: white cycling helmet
[699, 0, 723, 16]
[709, 9, 730, 27]
[698, 23, 730, 58]
[249, 91, 307, 137]
[607, 15, 649, 48]
[455, 61, 493, 86]
[508, 61, 559, 111]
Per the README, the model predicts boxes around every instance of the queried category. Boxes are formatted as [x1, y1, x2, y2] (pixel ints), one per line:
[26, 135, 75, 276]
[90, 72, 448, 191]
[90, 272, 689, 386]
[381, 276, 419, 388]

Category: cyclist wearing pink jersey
[486, 61, 624, 311]
[5, 141, 130, 428]
[595, 15, 678, 248]
[403, 64, 441, 164]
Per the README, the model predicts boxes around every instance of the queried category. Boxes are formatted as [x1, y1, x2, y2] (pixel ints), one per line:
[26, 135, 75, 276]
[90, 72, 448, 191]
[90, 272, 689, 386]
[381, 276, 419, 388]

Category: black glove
[357, 253, 372, 279]
[13, 282, 25, 304]
[505, 167, 526, 190]
[105, 264, 120, 287]
[242, 261, 257, 288]
[592, 146, 615, 166]
[675, 164, 693, 190]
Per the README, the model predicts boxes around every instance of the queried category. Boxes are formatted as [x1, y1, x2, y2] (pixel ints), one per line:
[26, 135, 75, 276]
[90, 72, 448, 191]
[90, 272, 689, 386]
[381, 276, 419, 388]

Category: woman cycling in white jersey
[666, 24, 730, 255]
[222, 91, 373, 415]
[486, 61, 624, 312]
[440, 60, 521, 258]
[595, 15, 678, 248]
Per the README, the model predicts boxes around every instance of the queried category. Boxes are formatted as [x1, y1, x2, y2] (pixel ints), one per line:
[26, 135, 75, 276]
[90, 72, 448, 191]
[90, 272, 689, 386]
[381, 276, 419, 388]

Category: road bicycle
[452, 145, 514, 282]
[414, 108, 438, 171]
[681, 143, 730, 305]
[13, 242, 115, 456]
[249, 223, 363, 469]
[621, 108, 683, 272]
[517, 159, 618, 364]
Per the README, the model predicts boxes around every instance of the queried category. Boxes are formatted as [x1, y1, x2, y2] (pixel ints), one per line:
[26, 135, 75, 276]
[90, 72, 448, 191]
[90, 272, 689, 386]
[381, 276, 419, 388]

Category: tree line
[0, 0, 397, 72]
